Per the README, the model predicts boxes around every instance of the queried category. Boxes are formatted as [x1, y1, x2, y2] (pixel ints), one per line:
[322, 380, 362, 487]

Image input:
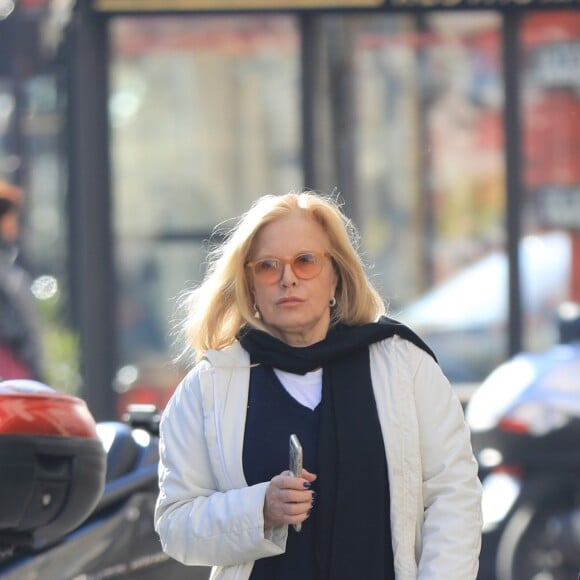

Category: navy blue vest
[243, 363, 319, 580]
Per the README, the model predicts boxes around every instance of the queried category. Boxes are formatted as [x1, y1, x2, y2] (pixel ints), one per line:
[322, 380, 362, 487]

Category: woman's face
[248, 211, 338, 346]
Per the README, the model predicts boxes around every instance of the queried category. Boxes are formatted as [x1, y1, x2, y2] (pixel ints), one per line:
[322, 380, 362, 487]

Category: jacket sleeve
[154, 365, 287, 567]
[412, 348, 483, 579]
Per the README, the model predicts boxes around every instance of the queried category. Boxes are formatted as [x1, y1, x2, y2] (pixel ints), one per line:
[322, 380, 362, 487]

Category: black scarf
[239, 316, 436, 580]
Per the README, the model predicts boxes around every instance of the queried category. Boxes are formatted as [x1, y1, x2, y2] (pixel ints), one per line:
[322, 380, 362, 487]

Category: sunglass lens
[294, 253, 320, 278]
[254, 258, 280, 281]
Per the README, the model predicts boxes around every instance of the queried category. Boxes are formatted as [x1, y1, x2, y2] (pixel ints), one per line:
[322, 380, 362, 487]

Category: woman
[154, 191, 482, 580]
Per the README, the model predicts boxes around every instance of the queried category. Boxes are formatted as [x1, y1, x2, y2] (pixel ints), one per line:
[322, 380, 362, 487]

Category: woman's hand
[263, 468, 317, 529]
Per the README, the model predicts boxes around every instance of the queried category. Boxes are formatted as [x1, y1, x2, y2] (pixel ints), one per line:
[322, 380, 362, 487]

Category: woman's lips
[277, 297, 303, 305]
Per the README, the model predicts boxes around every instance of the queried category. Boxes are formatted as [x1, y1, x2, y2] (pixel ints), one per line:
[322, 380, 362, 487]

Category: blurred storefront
[0, 0, 80, 393]
[0, 1, 578, 418]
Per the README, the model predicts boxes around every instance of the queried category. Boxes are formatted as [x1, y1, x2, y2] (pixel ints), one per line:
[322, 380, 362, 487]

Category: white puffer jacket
[155, 336, 482, 580]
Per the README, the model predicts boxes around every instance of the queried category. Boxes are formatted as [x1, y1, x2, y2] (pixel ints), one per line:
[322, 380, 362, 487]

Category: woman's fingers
[263, 470, 317, 528]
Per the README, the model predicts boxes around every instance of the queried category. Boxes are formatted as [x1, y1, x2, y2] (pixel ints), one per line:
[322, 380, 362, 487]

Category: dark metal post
[503, 12, 523, 356]
[67, 1, 117, 419]
[300, 13, 335, 195]
[300, 13, 317, 190]
[328, 17, 358, 224]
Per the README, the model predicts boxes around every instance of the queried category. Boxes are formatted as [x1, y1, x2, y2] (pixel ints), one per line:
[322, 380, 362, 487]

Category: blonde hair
[181, 191, 386, 361]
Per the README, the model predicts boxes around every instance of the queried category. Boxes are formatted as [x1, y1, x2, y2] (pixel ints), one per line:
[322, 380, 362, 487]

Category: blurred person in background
[0, 180, 44, 380]
[155, 191, 482, 580]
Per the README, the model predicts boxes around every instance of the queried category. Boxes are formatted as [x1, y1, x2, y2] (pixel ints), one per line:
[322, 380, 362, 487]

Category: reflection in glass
[110, 15, 301, 235]
[354, 13, 505, 382]
[110, 15, 301, 412]
[521, 12, 580, 352]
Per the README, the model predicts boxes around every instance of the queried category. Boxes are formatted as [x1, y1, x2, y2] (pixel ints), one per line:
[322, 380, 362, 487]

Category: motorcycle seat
[97, 422, 140, 482]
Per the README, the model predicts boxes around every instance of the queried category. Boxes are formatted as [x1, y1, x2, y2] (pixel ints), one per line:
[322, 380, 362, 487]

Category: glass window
[0, 71, 75, 392]
[110, 15, 301, 234]
[354, 13, 505, 383]
[21, 75, 75, 392]
[520, 11, 579, 350]
[109, 15, 301, 410]
[107, 9, 579, 400]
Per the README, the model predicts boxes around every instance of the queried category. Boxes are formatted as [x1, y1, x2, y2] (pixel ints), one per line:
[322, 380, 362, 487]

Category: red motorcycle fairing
[0, 379, 99, 437]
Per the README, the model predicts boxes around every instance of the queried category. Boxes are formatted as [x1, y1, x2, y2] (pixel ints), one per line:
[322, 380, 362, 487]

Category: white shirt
[273, 367, 322, 410]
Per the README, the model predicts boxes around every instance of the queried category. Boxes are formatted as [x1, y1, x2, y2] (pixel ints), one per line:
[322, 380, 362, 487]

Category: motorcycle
[0, 379, 210, 580]
[466, 304, 580, 580]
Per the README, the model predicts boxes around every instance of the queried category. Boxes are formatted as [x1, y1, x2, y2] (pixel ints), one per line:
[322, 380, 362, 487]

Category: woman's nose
[280, 263, 297, 286]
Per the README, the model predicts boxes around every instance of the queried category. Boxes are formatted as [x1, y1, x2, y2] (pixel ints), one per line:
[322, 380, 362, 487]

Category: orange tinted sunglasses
[246, 251, 330, 284]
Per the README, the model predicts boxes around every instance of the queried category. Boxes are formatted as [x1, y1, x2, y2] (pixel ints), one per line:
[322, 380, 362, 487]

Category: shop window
[354, 13, 506, 383]
[520, 11, 579, 350]
[109, 15, 301, 412]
